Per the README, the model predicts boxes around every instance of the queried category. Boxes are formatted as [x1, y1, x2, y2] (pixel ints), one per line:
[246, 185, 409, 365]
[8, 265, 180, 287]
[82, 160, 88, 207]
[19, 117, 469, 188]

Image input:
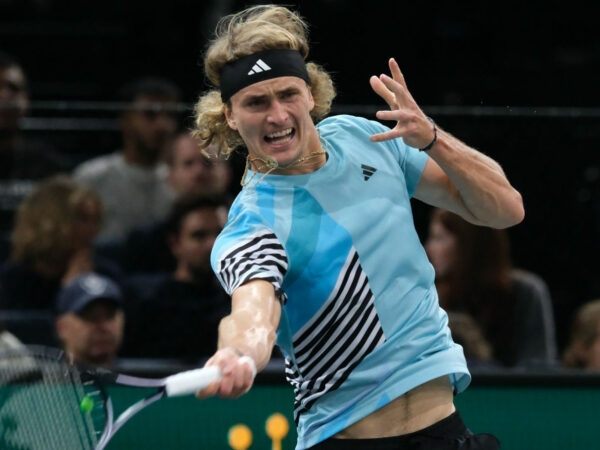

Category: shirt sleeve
[359, 116, 429, 197]
[402, 145, 429, 197]
[211, 214, 288, 297]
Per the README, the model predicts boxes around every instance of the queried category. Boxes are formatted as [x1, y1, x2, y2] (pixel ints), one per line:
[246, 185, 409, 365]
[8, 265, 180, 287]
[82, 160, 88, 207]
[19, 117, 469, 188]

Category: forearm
[424, 126, 524, 228]
[218, 279, 281, 371]
[196, 280, 281, 399]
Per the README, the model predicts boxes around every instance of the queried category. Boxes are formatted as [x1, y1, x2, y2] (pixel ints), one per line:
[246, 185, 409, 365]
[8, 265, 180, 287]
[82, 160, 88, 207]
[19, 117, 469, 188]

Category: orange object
[265, 413, 290, 450]
[228, 424, 253, 450]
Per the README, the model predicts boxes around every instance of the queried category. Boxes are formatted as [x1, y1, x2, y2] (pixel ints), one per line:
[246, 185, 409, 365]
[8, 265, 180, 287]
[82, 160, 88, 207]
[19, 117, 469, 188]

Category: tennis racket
[0, 345, 221, 450]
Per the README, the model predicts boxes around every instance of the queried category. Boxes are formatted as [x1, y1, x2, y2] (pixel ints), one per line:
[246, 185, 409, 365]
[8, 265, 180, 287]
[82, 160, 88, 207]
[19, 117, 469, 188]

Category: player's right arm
[197, 279, 281, 398]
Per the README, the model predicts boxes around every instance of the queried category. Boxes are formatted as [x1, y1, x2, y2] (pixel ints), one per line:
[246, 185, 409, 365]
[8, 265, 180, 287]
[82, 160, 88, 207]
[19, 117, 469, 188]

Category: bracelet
[419, 117, 437, 152]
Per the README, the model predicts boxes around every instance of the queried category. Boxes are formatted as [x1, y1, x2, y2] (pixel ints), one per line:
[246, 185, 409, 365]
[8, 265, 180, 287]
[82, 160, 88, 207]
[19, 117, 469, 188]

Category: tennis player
[194, 5, 524, 449]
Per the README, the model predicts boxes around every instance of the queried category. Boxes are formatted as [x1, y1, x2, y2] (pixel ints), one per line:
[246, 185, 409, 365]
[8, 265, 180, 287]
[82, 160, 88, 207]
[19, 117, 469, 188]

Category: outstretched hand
[369, 58, 435, 149]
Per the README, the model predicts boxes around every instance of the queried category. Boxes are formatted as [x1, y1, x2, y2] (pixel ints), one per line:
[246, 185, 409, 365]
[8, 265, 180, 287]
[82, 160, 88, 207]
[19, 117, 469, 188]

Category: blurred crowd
[0, 50, 235, 368]
[1, 49, 599, 374]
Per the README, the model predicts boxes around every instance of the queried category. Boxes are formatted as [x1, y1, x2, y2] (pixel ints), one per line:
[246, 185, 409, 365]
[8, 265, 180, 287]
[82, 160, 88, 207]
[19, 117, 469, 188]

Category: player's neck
[242, 134, 328, 184]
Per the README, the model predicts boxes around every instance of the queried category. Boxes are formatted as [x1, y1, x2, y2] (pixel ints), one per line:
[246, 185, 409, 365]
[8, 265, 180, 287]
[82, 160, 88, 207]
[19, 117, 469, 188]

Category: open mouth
[264, 128, 295, 145]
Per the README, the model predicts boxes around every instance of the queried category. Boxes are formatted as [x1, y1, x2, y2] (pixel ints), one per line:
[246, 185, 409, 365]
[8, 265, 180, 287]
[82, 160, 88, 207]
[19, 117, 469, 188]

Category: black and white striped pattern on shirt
[285, 249, 386, 422]
[218, 230, 288, 294]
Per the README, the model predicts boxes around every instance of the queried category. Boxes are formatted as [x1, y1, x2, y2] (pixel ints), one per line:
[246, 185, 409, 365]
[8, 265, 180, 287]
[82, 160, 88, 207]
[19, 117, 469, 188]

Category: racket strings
[0, 348, 105, 450]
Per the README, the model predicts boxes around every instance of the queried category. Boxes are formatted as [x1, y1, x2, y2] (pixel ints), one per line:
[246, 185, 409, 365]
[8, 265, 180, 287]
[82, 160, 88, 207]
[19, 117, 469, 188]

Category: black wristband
[419, 117, 437, 152]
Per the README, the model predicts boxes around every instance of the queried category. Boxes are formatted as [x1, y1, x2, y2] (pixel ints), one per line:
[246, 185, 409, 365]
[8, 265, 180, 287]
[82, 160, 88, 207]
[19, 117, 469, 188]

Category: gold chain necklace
[240, 137, 328, 187]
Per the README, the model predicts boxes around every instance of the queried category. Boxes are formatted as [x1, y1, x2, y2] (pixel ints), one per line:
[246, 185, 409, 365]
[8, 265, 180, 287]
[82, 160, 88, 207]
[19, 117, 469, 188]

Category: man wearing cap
[55, 272, 125, 368]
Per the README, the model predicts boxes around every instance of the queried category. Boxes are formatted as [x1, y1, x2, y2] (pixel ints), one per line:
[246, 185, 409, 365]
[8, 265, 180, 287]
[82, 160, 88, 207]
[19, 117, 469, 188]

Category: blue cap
[56, 273, 123, 315]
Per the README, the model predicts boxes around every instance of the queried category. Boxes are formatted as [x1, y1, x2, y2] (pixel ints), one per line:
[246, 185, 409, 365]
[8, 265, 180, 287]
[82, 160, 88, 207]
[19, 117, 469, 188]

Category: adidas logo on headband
[248, 59, 272, 75]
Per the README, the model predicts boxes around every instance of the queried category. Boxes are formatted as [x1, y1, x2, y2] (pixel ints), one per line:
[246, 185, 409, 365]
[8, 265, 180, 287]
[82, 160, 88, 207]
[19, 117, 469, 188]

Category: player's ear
[224, 105, 237, 131]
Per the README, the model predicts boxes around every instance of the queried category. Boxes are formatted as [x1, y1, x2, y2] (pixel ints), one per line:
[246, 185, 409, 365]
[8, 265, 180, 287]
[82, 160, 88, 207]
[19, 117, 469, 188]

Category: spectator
[116, 132, 233, 274]
[0, 175, 122, 311]
[55, 272, 125, 368]
[73, 76, 182, 242]
[425, 207, 557, 368]
[562, 299, 600, 371]
[0, 50, 68, 235]
[165, 131, 233, 199]
[123, 194, 230, 360]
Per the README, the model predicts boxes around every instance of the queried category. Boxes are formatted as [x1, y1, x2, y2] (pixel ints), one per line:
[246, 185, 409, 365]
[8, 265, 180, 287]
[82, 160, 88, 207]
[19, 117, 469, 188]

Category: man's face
[167, 135, 231, 196]
[121, 95, 179, 160]
[0, 65, 28, 130]
[225, 76, 319, 173]
[170, 207, 227, 278]
[56, 300, 124, 367]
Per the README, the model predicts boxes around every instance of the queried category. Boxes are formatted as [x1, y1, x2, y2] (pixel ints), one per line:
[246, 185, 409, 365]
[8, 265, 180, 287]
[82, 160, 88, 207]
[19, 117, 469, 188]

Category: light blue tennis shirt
[211, 114, 470, 449]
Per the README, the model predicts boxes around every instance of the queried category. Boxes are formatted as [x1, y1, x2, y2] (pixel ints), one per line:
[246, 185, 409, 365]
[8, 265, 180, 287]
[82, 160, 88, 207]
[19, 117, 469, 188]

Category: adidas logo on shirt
[248, 59, 272, 75]
[361, 164, 377, 181]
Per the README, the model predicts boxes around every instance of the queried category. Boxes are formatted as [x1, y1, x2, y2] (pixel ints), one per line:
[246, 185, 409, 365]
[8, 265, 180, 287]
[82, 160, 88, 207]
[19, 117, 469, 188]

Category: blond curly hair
[10, 175, 102, 272]
[192, 4, 336, 159]
[562, 299, 600, 369]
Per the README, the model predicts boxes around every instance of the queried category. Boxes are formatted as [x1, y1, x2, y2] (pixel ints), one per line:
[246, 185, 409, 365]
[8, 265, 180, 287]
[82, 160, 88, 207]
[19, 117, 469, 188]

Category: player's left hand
[369, 58, 435, 149]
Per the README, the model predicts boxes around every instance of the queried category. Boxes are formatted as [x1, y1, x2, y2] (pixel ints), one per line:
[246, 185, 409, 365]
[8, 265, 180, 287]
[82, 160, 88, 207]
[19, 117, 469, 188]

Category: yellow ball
[80, 396, 94, 414]
[228, 424, 252, 450]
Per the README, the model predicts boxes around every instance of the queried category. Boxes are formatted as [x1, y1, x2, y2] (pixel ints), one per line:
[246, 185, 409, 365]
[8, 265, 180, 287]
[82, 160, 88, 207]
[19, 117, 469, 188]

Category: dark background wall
[2, 0, 597, 106]
[1, 0, 599, 350]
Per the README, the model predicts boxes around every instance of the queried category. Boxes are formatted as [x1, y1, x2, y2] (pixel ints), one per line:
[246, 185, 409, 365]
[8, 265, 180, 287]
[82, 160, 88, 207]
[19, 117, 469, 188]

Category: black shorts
[308, 411, 500, 450]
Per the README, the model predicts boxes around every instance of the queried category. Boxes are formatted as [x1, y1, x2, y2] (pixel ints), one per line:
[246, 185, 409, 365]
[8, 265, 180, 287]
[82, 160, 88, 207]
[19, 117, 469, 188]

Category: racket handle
[164, 366, 222, 397]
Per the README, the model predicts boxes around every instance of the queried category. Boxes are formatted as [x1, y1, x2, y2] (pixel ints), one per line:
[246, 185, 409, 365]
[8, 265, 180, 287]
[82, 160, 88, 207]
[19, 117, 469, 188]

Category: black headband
[220, 49, 310, 102]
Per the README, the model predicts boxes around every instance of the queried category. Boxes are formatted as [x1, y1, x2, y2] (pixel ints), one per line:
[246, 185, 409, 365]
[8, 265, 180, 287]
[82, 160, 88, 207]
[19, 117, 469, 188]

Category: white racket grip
[164, 366, 222, 397]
